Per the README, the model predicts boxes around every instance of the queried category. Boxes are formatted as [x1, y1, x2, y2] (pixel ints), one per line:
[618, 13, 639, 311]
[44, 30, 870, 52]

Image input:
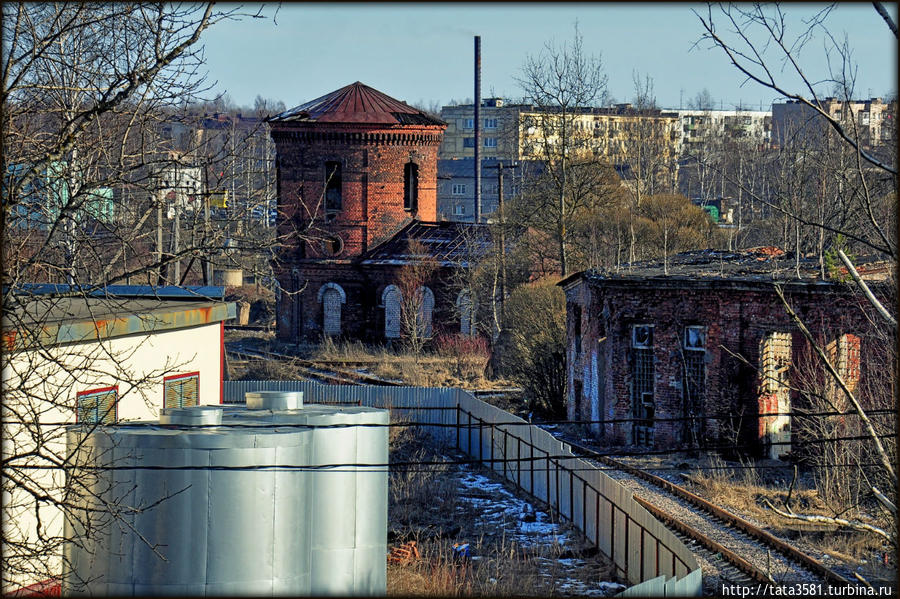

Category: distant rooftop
[359, 220, 492, 267]
[559, 248, 893, 289]
[269, 82, 445, 127]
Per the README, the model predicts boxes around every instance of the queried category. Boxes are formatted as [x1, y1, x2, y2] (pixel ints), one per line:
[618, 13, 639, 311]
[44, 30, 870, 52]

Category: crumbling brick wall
[563, 277, 879, 454]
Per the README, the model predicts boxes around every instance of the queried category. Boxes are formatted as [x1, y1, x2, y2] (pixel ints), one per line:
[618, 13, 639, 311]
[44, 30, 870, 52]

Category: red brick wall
[564, 279, 878, 453]
[270, 120, 448, 344]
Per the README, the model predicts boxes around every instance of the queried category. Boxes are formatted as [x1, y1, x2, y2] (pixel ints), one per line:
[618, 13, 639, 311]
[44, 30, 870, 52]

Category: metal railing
[223, 381, 701, 596]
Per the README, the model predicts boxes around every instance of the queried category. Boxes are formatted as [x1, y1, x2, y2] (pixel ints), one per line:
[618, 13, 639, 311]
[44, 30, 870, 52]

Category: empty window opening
[631, 324, 655, 446]
[682, 326, 706, 447]
[404, 162, 418, 212]
[324, 161, 342, 213]
[77, 386, 118, 425]
[164, 372, 199, 409]
[759, 332, 792, 459]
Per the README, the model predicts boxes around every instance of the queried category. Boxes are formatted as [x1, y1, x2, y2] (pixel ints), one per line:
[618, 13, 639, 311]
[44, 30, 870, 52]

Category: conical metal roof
[269, 82, 445, 126]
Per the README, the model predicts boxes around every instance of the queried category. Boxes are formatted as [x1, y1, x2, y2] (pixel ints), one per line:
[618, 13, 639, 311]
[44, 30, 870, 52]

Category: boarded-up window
[416, 286, 435, 338]
[759, 332, 792, 459]
[323, 288, 342, 336]
[164, 372, 199, 408]
[827, 333, 862, 401]
[457, 290, 474, 336]
[77, 387, 118, 424]
[383, 285, 402, 339]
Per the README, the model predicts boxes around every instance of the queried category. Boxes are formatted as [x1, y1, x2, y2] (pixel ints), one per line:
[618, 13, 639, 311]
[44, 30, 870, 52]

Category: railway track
[561, 437, 854, 594]
[227, 345, 522, 398]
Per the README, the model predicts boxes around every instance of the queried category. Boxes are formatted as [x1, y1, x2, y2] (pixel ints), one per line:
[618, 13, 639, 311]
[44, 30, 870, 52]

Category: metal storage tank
[223, 397, 389, 595]
[62, 395, 388, 596]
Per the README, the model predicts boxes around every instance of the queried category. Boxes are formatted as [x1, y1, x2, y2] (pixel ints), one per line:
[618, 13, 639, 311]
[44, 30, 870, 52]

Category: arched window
[382, 285, 402, 339]
[457, 290, 475, 336]
[415, 286, 435, 338]
[317, 282, 346, 336]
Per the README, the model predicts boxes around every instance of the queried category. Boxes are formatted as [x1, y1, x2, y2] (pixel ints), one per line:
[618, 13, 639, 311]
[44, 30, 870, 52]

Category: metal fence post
[490, 422, 495, 470]
[502, 428, 508, 479]
[456, 404, 460, 450]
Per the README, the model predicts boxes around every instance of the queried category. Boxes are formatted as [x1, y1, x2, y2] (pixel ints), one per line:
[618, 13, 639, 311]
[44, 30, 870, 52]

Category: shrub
[498, 278, 566, 418]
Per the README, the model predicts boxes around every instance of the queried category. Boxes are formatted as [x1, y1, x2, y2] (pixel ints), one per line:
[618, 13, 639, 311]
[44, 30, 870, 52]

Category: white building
[1, 285, 235, 594]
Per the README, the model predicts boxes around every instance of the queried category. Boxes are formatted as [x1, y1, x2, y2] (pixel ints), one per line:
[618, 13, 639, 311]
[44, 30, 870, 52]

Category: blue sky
[202, 3, 898, 111]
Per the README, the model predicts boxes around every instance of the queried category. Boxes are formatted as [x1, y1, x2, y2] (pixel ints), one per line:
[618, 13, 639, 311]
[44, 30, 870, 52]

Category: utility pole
[474, 35, 482, 224]
[484, 160, 519, 332]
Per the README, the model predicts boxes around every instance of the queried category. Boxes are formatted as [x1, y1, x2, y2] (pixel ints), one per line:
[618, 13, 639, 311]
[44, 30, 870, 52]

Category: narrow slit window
[324, 161, 342, 213]
[404, 162, 418, 212]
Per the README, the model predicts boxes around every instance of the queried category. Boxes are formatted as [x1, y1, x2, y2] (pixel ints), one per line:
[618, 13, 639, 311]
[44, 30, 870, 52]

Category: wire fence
[224, 381, 702, 595]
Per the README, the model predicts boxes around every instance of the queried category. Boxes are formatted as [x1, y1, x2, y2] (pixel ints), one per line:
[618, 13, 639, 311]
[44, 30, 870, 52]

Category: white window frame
[632, 324, 654, 349]
[484, 118, 498, 129]
[451, 184, 467, 196]
[463, 118, 474, 129]
[484, 137, 497, 148]
[683, 326, 706, 351]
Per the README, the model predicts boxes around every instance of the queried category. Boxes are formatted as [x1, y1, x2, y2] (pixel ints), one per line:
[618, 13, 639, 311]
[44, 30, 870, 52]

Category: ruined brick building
[559, 249, 892, 457]
[268, 82, 489, 342]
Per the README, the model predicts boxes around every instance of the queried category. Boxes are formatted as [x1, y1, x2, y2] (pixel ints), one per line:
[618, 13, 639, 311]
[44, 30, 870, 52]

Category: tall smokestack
[474, 35, 481, 224]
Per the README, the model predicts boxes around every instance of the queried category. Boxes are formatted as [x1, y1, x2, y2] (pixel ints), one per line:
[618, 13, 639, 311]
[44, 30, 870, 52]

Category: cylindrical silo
[63, 405, 313, 596]
[62, 397, 388, 597]
[233, 400, 389, 595]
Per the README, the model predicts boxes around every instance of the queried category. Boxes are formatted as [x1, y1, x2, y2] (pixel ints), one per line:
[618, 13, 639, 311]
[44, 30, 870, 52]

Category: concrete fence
[224, 381, 701, 596]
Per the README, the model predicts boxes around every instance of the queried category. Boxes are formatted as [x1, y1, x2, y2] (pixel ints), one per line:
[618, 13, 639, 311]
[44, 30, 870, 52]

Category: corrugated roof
[270, 82, 445, 126]
[359, 221, 492, 267]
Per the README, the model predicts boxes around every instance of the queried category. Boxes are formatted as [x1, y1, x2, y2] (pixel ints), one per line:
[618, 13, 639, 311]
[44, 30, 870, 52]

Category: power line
[22, 407, 898, 429]
[6, 433, 894, 472]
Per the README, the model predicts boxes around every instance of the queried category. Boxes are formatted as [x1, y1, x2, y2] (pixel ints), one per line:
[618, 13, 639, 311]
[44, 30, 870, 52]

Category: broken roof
[359, 220, 492, 267]
[558, 247, 894, 289]
[269, 81, 445, 127]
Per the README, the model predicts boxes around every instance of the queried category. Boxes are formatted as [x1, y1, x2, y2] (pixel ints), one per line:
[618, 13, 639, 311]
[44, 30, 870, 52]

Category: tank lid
[159, 406, 223, 426]
[245, 391, 304, 410]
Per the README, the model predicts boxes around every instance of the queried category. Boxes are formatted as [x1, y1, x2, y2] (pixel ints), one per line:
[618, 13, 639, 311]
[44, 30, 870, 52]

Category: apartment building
[772, 97, 896, 149]
[439, 100, 681, 163]
[676, 109, 772, 151]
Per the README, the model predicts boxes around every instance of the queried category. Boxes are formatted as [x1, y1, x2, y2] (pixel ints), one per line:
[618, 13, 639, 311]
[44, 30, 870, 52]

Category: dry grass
[387, 422, 618, 596]
[682, 454, 895, 582]
[311, 338, 515, 391]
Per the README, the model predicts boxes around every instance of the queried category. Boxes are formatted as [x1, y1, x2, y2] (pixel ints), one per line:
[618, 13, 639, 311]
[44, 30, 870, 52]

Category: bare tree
[697, 2, 897, 544]
[1, 3, 278, 591]
[515, 22, 608, 277]
[395, 241, 440, 359]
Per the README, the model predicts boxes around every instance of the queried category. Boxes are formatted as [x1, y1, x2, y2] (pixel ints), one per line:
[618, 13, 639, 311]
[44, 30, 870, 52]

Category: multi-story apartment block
[676, 109, 772, 151]
[436, 158, 543, 222]
[772, 97, 896, 149]
[439, 100, 682, 164]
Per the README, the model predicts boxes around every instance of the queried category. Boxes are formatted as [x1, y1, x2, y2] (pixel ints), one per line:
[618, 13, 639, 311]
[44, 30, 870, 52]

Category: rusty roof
[359, 221, 492, 267]
[558, 248, 894, 290]
[3, 294, 235, 352]
[269, 81, 445, 126]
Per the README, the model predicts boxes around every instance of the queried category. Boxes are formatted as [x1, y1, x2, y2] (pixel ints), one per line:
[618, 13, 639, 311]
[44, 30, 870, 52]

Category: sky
[201, 2, 898, 112]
